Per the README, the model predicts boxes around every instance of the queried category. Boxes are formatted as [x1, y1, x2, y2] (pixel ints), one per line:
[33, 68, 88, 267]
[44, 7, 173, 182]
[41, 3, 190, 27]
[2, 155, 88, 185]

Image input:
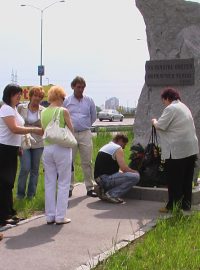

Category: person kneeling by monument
[94, 134, 140, 203]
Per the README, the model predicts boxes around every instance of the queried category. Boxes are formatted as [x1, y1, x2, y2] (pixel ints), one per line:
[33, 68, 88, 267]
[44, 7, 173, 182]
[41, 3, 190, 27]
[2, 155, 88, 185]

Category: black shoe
[6, 219, 20, 225]
[94, 185, 107, 201]
[182, 206, 191, 211]
[87, 190, 98, 197]
[12, 216, 24, 222]
[104, 193, 124, 204]
[0, 221, 7, 227]
[0, 219, 19, 226]
[69, 190, 72, 198]
[182, 202, 191, 211]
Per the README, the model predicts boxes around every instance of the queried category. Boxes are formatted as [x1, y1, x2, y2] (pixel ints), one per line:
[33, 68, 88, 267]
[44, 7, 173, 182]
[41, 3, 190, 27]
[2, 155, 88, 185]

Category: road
[93, 117, 134, 127]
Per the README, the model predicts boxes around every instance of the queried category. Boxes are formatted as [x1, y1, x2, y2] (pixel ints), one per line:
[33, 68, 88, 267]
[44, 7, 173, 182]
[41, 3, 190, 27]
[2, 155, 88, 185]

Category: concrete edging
[126, 184, 200, 205]
[75, 219, 157, 270]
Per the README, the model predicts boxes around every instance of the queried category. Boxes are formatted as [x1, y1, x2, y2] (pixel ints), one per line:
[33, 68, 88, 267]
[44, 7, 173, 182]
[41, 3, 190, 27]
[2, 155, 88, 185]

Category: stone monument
[134, 0, 200, 178]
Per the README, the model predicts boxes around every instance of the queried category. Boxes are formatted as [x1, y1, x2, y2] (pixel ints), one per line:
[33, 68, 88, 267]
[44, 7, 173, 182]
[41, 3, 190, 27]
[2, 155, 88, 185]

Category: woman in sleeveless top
[41, 85, 74, 225]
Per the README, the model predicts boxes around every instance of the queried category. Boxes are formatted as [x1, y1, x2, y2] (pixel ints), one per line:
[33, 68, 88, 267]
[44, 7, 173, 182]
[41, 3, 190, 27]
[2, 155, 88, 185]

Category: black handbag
[129, 126, 167, 187]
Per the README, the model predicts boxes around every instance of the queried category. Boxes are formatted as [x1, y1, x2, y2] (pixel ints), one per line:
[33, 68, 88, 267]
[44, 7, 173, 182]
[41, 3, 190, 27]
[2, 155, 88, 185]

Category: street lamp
[20, 1, 65, 86]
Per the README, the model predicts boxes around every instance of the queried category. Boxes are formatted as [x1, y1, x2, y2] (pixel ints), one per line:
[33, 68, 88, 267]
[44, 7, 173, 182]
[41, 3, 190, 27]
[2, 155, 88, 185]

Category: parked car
[98, 109, 124, 122]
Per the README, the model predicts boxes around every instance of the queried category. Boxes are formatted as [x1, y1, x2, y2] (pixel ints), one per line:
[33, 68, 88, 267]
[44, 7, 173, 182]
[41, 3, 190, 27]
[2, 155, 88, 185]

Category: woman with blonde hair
[41, 85, 73, 225]
[17, 86, 45, 199]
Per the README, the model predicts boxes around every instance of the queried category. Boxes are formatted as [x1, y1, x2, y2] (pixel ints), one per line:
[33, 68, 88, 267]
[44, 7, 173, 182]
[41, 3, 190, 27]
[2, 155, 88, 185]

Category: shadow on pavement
[5, 224, 62, 250]
[86, 199, 159, 220]
[68, 195, 87, 209]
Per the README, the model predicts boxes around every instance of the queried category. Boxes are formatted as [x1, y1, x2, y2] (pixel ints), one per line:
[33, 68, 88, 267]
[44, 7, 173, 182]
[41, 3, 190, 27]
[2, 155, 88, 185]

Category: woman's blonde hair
[48, 85, 66, 103]
[29, 86, 45, 100]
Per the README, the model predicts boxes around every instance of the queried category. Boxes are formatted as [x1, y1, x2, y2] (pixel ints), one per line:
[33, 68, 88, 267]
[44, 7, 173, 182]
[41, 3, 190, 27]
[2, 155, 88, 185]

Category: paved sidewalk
[0, 184, 163, 270]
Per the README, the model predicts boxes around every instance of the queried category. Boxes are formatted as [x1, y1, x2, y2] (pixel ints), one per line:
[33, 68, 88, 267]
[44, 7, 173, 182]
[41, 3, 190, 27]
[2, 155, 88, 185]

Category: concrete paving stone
[0, 184, 164, 270]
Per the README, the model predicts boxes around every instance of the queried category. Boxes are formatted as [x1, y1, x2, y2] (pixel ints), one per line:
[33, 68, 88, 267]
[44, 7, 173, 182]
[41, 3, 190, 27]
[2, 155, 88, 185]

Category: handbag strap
[152, 125, 158, 146]
[148, 125, 159, 146]
[52, 107, 62, 121]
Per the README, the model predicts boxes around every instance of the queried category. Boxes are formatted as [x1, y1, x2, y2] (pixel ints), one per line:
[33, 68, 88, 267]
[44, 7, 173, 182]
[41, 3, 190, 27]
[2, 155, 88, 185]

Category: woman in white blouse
[17, 86, 45, 199]
[0, 84, 43, 227]
[152, 88, 199, 212]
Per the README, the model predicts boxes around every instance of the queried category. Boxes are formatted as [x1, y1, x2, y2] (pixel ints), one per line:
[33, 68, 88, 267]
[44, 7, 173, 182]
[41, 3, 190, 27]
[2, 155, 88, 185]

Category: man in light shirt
[64, 76, 97, 197]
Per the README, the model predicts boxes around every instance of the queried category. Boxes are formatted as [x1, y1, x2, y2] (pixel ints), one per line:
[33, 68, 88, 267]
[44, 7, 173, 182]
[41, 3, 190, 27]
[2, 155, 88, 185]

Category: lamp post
[21, 1, 65, 86]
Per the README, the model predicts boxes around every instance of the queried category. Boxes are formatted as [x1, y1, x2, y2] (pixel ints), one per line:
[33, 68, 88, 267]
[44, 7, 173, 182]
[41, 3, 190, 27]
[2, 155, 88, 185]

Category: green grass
[13, 167, 45, 218]
[13, 131, 133, 218]
[94, 211, 200, 270]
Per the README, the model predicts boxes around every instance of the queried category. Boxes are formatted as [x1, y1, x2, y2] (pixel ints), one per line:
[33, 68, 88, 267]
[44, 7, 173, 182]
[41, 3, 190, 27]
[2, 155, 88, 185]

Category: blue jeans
[17, 148, 43, 199]
[100, 172, 140, 198]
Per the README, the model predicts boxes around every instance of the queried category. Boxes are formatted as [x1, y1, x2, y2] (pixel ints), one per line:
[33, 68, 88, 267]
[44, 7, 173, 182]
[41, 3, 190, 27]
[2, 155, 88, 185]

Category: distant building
[105, 97, 119, 110]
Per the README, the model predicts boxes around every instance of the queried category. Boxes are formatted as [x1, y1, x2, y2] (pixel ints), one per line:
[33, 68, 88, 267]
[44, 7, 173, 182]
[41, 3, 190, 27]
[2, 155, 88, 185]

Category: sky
[0, 0, 198, 107]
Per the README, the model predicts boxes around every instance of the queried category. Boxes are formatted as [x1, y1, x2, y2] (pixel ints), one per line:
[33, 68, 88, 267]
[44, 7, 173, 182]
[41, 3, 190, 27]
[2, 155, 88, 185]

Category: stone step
[126, 182, 200, 205]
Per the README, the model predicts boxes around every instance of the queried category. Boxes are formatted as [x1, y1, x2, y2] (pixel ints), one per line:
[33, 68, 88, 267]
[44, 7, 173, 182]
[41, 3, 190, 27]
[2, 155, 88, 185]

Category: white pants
[71, 130, 94, 191]
[43, 145, 72, 223]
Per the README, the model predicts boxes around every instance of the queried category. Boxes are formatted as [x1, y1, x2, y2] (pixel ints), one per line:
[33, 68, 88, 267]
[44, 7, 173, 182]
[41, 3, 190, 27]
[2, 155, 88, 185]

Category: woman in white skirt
[41, 86, 74, 225]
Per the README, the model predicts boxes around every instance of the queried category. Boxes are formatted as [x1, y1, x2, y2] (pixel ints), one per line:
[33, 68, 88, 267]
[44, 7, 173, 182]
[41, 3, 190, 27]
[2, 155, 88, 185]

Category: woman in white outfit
[41, 86, 74, 225]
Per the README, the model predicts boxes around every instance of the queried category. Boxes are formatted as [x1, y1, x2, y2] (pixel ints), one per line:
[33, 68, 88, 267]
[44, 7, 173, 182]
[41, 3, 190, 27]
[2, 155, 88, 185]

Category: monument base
[126, 180, 200, 205]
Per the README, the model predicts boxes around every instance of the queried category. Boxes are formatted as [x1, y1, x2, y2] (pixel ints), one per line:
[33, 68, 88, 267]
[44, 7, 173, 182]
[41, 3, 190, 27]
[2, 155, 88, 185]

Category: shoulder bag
[129, 126, 167, 187]
[43, 108, 77, 148]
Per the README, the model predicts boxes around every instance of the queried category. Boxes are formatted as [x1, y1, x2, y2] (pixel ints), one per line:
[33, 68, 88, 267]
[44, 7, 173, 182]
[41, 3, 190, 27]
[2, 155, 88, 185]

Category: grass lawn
[94, 211, 200, 270]
[13, 130, 133, 218]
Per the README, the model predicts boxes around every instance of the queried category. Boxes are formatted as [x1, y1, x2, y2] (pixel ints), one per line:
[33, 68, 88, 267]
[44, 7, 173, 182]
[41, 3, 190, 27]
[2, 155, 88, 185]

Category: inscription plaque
[145, 58, 195, 86]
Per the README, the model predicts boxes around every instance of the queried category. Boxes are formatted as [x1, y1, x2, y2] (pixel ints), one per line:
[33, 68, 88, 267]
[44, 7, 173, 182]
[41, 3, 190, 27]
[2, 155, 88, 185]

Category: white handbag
[43, 108, 77, 148]
[21, 133, 37, 150]
[21, 134, 32, 149]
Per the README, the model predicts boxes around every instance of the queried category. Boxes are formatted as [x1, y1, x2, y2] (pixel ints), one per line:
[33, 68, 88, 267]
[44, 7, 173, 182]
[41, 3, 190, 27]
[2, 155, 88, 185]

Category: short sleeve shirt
[0, 104, 25, 146]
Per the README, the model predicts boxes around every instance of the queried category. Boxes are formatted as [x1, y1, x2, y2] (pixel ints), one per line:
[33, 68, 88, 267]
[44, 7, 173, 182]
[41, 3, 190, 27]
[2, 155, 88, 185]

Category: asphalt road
[93, 117, 134, 127]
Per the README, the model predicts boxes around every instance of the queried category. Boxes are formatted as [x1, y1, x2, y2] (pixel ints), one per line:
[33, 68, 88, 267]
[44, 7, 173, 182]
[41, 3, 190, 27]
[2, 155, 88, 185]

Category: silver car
[98, 109, 124, 122]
